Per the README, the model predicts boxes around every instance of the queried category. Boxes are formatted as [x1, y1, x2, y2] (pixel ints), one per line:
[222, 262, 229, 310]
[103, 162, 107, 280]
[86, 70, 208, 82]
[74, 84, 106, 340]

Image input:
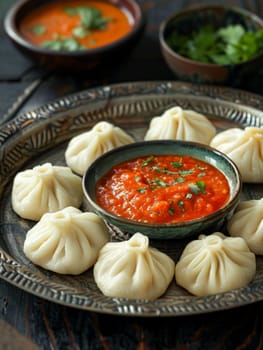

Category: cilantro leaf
[41, 37, 84, 51]
[166, 24, 263, 65]
[189, 181, 206, 194]
[141, 156, 154, 167]
[218, 24, 245, 45]
[31, 24, 46, 35]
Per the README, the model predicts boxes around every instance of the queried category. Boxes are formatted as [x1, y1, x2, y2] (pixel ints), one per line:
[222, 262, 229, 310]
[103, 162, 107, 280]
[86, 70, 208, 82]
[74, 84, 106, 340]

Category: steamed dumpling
[175, 232, 256, 296]
[94, 232, 175, 300]
[65, 121, 134, 175]
[210, 127, 263, 183]
[24, 207, 110, 275]
[144, 106, 216, 144]
[227, 198, 263, 255]
[12, 163, 83, 221]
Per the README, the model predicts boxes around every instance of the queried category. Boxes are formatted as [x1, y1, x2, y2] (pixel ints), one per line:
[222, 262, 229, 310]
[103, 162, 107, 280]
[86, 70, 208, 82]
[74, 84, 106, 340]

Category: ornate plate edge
[0, 80, 263, 317]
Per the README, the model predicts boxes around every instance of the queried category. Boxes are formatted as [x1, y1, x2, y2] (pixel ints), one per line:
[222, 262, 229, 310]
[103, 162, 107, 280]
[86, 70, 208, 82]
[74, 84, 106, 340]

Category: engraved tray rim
[0, 80, 263, 317]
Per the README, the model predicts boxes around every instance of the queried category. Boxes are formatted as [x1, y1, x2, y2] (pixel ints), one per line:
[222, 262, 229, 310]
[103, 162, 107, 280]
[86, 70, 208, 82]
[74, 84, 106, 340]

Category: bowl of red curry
[4, 0, 145, 71]
[82, 140, 242, 239]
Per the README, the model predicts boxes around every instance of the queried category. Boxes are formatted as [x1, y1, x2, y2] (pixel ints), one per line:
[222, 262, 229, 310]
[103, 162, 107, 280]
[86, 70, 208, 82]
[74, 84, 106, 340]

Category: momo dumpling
[12, 163, 82, 221]
[24, 207, 110, 275]
[227, 198, 263, 255]
[210, 127, 263, 183]
[65, 121, 134, 175]
[144, 106, 216, 144]
[94, 233, 175, 300]
[175, 232, 256, 296]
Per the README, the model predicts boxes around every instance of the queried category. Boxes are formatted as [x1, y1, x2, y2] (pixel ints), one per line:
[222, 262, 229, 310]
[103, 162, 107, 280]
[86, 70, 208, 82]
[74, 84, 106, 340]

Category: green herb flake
[134, 175, 141, 182]
[41, 37, 83, 51]
[65, 5, 111, 31]
[172, 159, 182, 168]
[189, 183, 200, 195]
[186, 193, 193, 199]
[150, 178, 169, 188]
[41, 39, 63, 51]
[79, 7, 95, 28]
[179, 169, 194, 176]
[152, 165, 161, 173]
[189, 181, 206, 194]
[177, 200, 185, 212]
[196, 164, 207, 171]
[137, 187, 146, 194]
[164, 169, 180, 175]
[31, 24, 46, 35]
[196, 180, 206, 194]
[141, 156, 154, 167]
[152, 165, 179, 175]
[168, 207, 175, 216]
[174, 177, 185, 184]
[73, 26, 90, 38]
[63, 38, 81, 51]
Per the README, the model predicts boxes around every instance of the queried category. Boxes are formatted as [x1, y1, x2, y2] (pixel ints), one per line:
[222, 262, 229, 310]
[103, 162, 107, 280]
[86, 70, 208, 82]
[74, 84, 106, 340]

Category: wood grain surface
[1, 279, 263, 349]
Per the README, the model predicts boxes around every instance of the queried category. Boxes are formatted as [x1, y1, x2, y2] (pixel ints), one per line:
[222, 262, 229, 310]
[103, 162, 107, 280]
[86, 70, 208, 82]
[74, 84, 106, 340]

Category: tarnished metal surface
[0, 81, 263, 316]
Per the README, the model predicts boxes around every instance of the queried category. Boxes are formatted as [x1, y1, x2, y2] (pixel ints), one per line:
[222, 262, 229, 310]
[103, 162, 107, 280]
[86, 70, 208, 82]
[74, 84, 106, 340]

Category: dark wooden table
[1, 1, 263, 349]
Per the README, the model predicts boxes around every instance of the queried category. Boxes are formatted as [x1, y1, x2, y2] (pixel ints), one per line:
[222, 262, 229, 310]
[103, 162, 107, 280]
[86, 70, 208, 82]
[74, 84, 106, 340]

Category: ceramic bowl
[82, 140, 242, 240]
[159, 5, 263, 86]
[4, 0, 145, 72]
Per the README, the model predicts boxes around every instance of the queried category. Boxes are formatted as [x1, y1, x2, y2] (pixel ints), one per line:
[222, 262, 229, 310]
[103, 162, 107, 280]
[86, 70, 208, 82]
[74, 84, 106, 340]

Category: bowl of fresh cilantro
[159, 5, 263, 85]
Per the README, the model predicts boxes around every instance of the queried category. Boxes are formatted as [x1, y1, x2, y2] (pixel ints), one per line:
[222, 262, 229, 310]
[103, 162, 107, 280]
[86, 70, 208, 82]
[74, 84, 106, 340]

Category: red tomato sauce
[19, 0, 132, 50]
[96, 155, 230, 224]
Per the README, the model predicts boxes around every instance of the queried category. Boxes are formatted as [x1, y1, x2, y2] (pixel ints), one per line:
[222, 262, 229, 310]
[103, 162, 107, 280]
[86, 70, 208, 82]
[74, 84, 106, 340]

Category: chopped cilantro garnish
[189, 181, 206, 194]
[172, 159, 182, 168]
[73, 26, 90, 38]
[164, 169, 180, 175]
[177, 200, 185, 212]
[141, 156, 154, 167]
[152, 165, 179, 175]
[134, 175, 141, 182]
[196, 164, 207, 171]
[189, 183, 200, 194]
[137, 187, 146, 193]
[174, 177, 185, 184]
[65, 6, 111, 31]
[179, 169, 194, 176]
[31, 24, 46, 35]
[40, 5, 112, 52]
[196, 180, 206, 194]
[41, 37, 84, 51]
[152, 165, 161, 173]
[166, 24, 263, 65]
[168, 207, 175, 215]
[150, 178, 169, 188]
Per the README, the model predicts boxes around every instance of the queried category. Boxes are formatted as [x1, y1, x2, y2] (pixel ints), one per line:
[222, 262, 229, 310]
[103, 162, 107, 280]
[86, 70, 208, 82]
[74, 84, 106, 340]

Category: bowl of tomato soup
[83, 140, 242, 239]
[4, 0, 145, 71]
